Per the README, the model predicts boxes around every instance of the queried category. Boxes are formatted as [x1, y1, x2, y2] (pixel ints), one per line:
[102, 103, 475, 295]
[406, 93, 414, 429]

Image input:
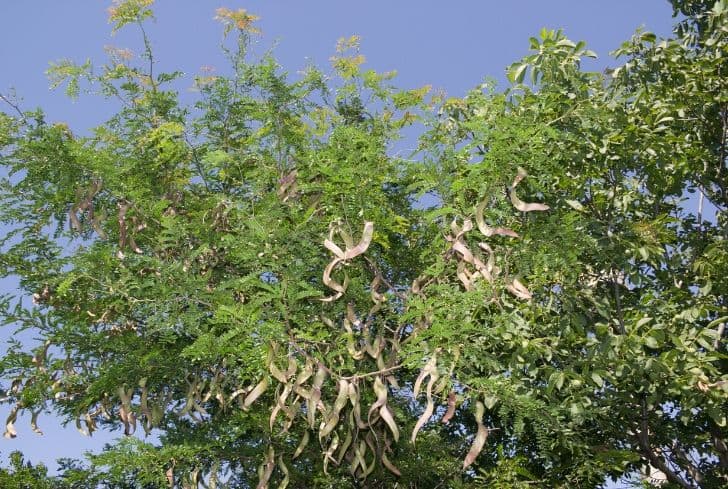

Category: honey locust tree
[1, 1, 726, 487]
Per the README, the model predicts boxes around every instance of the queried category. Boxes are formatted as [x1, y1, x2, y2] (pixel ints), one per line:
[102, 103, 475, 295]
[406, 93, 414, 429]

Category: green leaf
[508, 62, 529, 84]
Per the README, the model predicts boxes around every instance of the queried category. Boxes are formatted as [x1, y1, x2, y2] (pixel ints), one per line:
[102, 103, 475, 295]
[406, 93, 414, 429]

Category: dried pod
[3, 404, 19, 439]
[475, 198, 519, 238]
[30, 409, 43, 435]
[244, 378, 269, 409]
[319, 379, 349, 439]
[506, 276, 533, 300]
[462, 401, 488, 469]
[256, 446, 275, 489]
[293, 430, 310, 459]
[441, 391, 457, 424]
[509, 167, 550, 212]
[370, 377, 399, 442]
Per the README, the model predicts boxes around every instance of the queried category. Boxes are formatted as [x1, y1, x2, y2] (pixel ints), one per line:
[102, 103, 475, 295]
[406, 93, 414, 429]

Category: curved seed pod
[412, 354, 439, 443]
[351, 440, 370, 478]
[229, 387, 248, 403]
[411, 367, 439, 444]
[441, 391, 457, 424]
[411, 276, 425, 294]
[277, 169, 298, 203]
[319, 379, 349, 439]
[368, 264, 386, 314]
[361, 436, 377, 478]
[337, 420, 353, 464]
[128, 235, 142, 254]
[413, 354, 437, 399]
[270, 383, 292, 431]
[165, 463, 174, 488]
[343, 221, 374, 260]
[456, 262, 475, 291]
[321, 222, 374, 302]
[117, 387, 135, 435]
[30, 409, 43, 435]
[307, 365, 327, 428]
[267, 348, 289, 384]
[454, 241, 490, 279]
[189, 467, 200, 487]
[506, 276, 532, 300]
[509, 167, 550, 212]
[244, 378, 269, 409]
[277, 456, 290, 489]
[293, 361, 314, 398]
[323, 238, 346, 260]
[282, 395, 299, 432]
[477, 243, 499, 276]
[323, 433, 339, 475]
[117, 201, 129, 258]
[369, 377, 399, 442]
[374, 349, 398, 388]
[347, 382, 367, 429]
[293, 430, 310, 459]
[475, 199, 519, 238]
[31, 340, 51, 371]
[90, 209, 108, 239]
[449, 218, 473, 240]
[285, 357, 297, 379]
[256, 446, 275, 489]
[343, 319, 364, 360]
[86, 411, 99, 436]
[139, 380, 153, 434]
[382, 450, 402, 477]
[463, 401, 488, 469]
[75, 416, 89, 437]
[3, 404, 19, 438]
[320, 258, 348, 302]
[209, 460, 220, 489]
[69, 205, 82, 231]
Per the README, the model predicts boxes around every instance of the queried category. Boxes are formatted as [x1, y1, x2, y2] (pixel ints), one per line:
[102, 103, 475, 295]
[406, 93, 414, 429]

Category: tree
[1, 0, 726, 487]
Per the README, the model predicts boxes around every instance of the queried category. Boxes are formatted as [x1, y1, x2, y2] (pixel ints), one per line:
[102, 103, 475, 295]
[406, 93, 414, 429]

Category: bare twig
[0, 93, 26, 120]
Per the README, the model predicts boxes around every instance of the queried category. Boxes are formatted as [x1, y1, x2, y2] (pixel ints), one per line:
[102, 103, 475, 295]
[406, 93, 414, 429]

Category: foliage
[1, 0, 726, 487]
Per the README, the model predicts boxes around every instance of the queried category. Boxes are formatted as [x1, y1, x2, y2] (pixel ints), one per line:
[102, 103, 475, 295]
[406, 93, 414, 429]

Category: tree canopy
[1, 1, 726, 487]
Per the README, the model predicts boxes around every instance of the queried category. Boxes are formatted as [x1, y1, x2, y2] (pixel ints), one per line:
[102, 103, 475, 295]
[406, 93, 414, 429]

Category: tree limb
[637, 397, 697, 489]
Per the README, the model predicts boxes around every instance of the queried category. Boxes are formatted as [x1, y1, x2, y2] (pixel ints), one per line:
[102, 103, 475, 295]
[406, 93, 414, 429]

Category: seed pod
[509, 167, 550, 212]
[244, 378, 269, 409]
[462, 401, 488, 469]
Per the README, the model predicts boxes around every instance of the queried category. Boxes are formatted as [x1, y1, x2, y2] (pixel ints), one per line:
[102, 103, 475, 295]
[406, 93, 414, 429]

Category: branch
[637, 397, 697, 489]
[710, 423, 728, 472]
[137, 21, 157, 93]
[0, 93, 26, 120]
[340, 364, 403, 381]
[672, 442, 705, 486]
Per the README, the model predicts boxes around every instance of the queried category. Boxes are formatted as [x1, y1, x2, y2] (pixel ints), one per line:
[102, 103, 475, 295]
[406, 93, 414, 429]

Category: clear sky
[1, 0, 678, 477]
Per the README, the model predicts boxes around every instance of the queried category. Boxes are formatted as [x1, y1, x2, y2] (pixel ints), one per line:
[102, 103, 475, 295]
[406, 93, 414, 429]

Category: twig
[0, 93, 26, 120]
[340, 364, 403, 381]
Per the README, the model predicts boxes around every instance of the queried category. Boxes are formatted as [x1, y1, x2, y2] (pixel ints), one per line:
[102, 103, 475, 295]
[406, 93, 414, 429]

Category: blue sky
[1, 0, 678, 476]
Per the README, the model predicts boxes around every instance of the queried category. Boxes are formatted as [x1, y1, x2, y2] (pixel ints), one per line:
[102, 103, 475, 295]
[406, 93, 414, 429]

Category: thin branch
[0, 93, 26, 120]
[637, 397, 697, 489]
[137, 21, 158, 93]
[672, 441, 705, 485]
[340, 364, 403, 381]
[709, 423, 728, 472]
